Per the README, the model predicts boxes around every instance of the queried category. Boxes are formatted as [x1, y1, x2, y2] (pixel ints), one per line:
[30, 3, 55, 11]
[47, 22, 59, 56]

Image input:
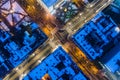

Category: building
[42, 0, 58, 8]
[0, 30, 11, 43]
[0, 22, 48, 78]
[0, 54, 13, 78]
[113, 0, 120, 8]
[54, 1, 79, 24]
[4, 22, 48, 67]
[72, 11, 120, 73]
[23, 46, 88, 80]
[101, 41, 120, 73]
[41, 0, 63, 12]
[102, 2, 120, 25]
[72, 12, 119, 60]
[41, 0, 79, 24]
[0, 0, 28, 29]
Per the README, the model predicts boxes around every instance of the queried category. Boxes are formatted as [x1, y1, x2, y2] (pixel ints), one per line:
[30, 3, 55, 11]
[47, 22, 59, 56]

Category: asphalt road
[3, 44, 52, 80]
[64, 0, 113, 35]
[3, 0, 113, 80]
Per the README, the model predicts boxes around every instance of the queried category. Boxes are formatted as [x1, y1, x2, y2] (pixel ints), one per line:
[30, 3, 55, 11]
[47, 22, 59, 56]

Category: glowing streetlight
[9, 9, 14, 14]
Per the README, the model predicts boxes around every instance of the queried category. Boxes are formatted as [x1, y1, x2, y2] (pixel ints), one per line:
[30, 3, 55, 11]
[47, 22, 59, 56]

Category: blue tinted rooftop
[113, 0, 120, 8]
[42, 0, 58, 7]
[72, 12, 119, 60]
[0, 22, 47, 78]
[23, 46, 88, 80]
[4, 22, 47, 67]
[101, 43, 120, 73]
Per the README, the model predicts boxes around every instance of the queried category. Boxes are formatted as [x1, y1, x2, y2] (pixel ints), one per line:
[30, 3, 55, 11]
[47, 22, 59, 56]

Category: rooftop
[72, 12, 119, 60]
[0, 22, 47, 78]
[42, 0, 58, 7]
[101, 41, 120, 73]
[23, 46, 88, 80]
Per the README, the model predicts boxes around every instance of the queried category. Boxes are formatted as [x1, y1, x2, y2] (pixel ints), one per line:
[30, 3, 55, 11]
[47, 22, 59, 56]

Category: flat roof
[72, 12, 118, 60]
[23, 46, 87, 80]
[42, 0, 58, 7]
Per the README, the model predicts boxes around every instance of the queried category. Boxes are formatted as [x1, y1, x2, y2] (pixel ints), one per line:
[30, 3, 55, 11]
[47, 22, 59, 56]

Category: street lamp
[115, 27, 120, 33]
[9, 9, 14, 14]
